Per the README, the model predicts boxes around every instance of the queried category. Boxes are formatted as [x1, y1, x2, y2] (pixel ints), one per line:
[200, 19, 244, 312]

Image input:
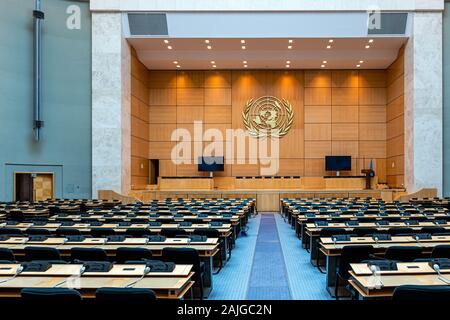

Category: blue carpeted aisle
[246, 214, 292, 299]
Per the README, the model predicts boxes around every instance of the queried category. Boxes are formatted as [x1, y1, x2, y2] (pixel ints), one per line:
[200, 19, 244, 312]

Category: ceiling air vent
[128, 13, 168, 36]
[367, 12, 408, 35]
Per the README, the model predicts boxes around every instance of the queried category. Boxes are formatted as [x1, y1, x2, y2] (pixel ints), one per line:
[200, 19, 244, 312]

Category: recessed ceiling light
[241, 40, 246, 44]
[365, 45, 370, 49]
[323, 60, 327, 64]
[176, 65, 181, 68]
[288, 39, 293, 43]
[243, 60, 247, 64]
[285, 64, 290, 68]
[329, 39, 334, 43]
[167, 45, 172, 50]
[207, 45, 212, 49]
[326, 45, 331, 49]
[241, 46, 246, 49]
[212, 65, 217, 68]
[173, 61, 178, 64]
[244, 64, 248, 68]
[286, 61, 291, 64]
[210, 61, 215, 64]
[356, 64, 361, 68]
[359, 60, 364, 63]
[205, 39, 210, 44]
[164, 40, 169, 44]
[288, 45, 292, 49]
[321, 64, 325, 68]
[368, 39, 374, 43]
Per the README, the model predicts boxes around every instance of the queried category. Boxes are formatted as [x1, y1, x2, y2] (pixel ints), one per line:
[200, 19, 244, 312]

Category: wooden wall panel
[144, 69, 391, 184]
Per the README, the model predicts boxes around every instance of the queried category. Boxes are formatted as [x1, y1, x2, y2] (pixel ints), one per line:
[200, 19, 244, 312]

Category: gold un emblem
[242, 96, 294, 138]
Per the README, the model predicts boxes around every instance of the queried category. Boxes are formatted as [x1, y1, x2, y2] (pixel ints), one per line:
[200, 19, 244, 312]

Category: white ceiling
[128, 37, 407, 70]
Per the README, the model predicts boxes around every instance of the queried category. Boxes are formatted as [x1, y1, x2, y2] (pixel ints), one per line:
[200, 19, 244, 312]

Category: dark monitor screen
[198, 157, 225, 172]
[325, 156, 351, 171]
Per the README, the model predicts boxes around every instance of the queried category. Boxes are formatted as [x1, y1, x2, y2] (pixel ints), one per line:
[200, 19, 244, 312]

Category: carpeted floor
[209, 213, 330, 300]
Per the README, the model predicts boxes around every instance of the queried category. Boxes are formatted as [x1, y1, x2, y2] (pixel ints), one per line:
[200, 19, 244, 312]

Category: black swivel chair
[314, 228, 347, 273]
[388, 228, 414, 236]
[162, 247, 204, 300]
[115, 247, 153, 263]
[0, 248, 15, 262]
[90, 228, 116, 238]
[71, 247, 109, 262]
[335, 245, 374, 300]
[21, 288, 82, 302]
[24, 246, 62, 262]
[56, 228, 82, 236]
[125, 228, 152, 237]
[384, 246, 423, 262]
[421, 226, 446, 234]
[392, 285, 450, 301]
[26, 228, 51, 235]
[431, 245, 450, 259]
[0, 228, 24, 236]
[354, 228, 377, 237]
[95, 288, 156, 302]
[193, 229, 224, 273]
[161, 228, 187, 238]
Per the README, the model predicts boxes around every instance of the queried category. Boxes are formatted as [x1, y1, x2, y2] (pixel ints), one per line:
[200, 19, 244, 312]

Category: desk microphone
[433, 264, 450, 285]
[125, 266, 151, 288]
[0, 265, 24, 284]
[332, 237, 337, 247]
[53, 265, 86, 288]
[373, 236, 379, 246]
[369, 264, 384, 288]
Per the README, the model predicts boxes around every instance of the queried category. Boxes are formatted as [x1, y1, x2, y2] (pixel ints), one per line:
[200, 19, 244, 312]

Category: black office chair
[90, 228, 116, 237]
[388, 227, 414, 236]
[335, 245, 374, 300]
[431, 245, 450, 259]
[193, 229, 224, 273]
[314, 228, 347, 273]
[95, 288, 156, 302]
[384, 246, 423, 262]
[0, 248, 15, 262]
[21, 288, 82, 302]
[421, 226, 446, 234]
[354, 228, 376, 237]
[125, 228, 152, 237]
[56, 228, 82, 236]
[392, 285, 450, 301]
[71, 247, 109, 262]
[162, 247, 204, 300]
[24, 246, 62, 261]
[26, 228, 51, 235]
[115, 247, 153, 263]
[0, 228, 24, 236]
[160, 228, 187, 238]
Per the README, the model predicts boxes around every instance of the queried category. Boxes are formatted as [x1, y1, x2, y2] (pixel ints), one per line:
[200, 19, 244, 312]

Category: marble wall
[404, 12, 443, 195]
[92, 13, 131, 197]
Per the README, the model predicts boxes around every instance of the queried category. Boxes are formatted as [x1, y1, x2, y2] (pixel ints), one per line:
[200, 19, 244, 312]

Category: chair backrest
[125, 228, 152, 237]
[160, 228, 187, 238]
[338, 245, 374, 279]
[193, 229, 219, 238]
[21, 288, 82, 302]
[0, 228, 23, 236]
[24, 246, 62, 261]
[71, 247, 109, 262]
[392, 285, 450, 301]
[354, 228, 376, 236]
[421, 226, 446, 234]
[161, 247, 201, 278]
[90, 228, 116, 237]
[319, 228, 348, 237]
[95, 287, 156, 302]
[115, 247, 153, 263]
[388, 227, 414, 235]
[384, 246, 423, 262]
[26, 228, 51, 235]
[56, 228, 82, 236]
[431, 245, 450, 259]
[0, 248, 15, 262]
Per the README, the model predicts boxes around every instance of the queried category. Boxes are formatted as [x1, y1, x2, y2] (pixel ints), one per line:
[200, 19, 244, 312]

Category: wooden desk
[0, 263, 193, 299]
[349, 262, 450, 299]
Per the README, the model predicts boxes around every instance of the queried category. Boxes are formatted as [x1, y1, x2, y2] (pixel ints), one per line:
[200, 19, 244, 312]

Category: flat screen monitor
[198, 157, 225, 172]
[325, 156, 351, 171]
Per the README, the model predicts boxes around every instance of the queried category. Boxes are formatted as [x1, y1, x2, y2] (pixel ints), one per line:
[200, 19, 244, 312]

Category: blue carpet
[246, 214, 292, 299]
[275, 213, 331, 300]
[208, 215, 261, 300]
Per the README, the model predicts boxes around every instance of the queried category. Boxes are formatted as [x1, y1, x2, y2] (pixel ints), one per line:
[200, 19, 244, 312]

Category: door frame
[13, 171, 55, 202]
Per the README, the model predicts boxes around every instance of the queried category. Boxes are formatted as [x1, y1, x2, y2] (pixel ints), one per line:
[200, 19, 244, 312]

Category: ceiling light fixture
[210, 61, 215, 64]
[207, 45, 212, 49]
[288, 45, 292, 49]
[286, 61, 291, 64]
[167, 45, 172, 50]
[321, 64, 325, 68]
[164, 40, 169, 44]
[244, 65, 248, 68]
[368, 39, 374, 43]
[176, 65, 181, 68]
[329, 39, 334, 43]
[205, 39, 210, 43]
[173, 61, 178, 64]
[286, 64, 290, 68]
[356, 64, 361, 68]
[359, 60, 364, 63]
[243, 60, 247, 64]
[288, 39, 293, 43]
[241, 40, 246, 44]
[365, 45, 370, 49]
[326, 45, 331, 49]
[241, 45, 246, 49]
[323, 60, 327, 64]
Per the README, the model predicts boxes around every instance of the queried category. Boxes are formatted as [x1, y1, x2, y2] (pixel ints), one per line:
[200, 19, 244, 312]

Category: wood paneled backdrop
[130, 52, 405, 189]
